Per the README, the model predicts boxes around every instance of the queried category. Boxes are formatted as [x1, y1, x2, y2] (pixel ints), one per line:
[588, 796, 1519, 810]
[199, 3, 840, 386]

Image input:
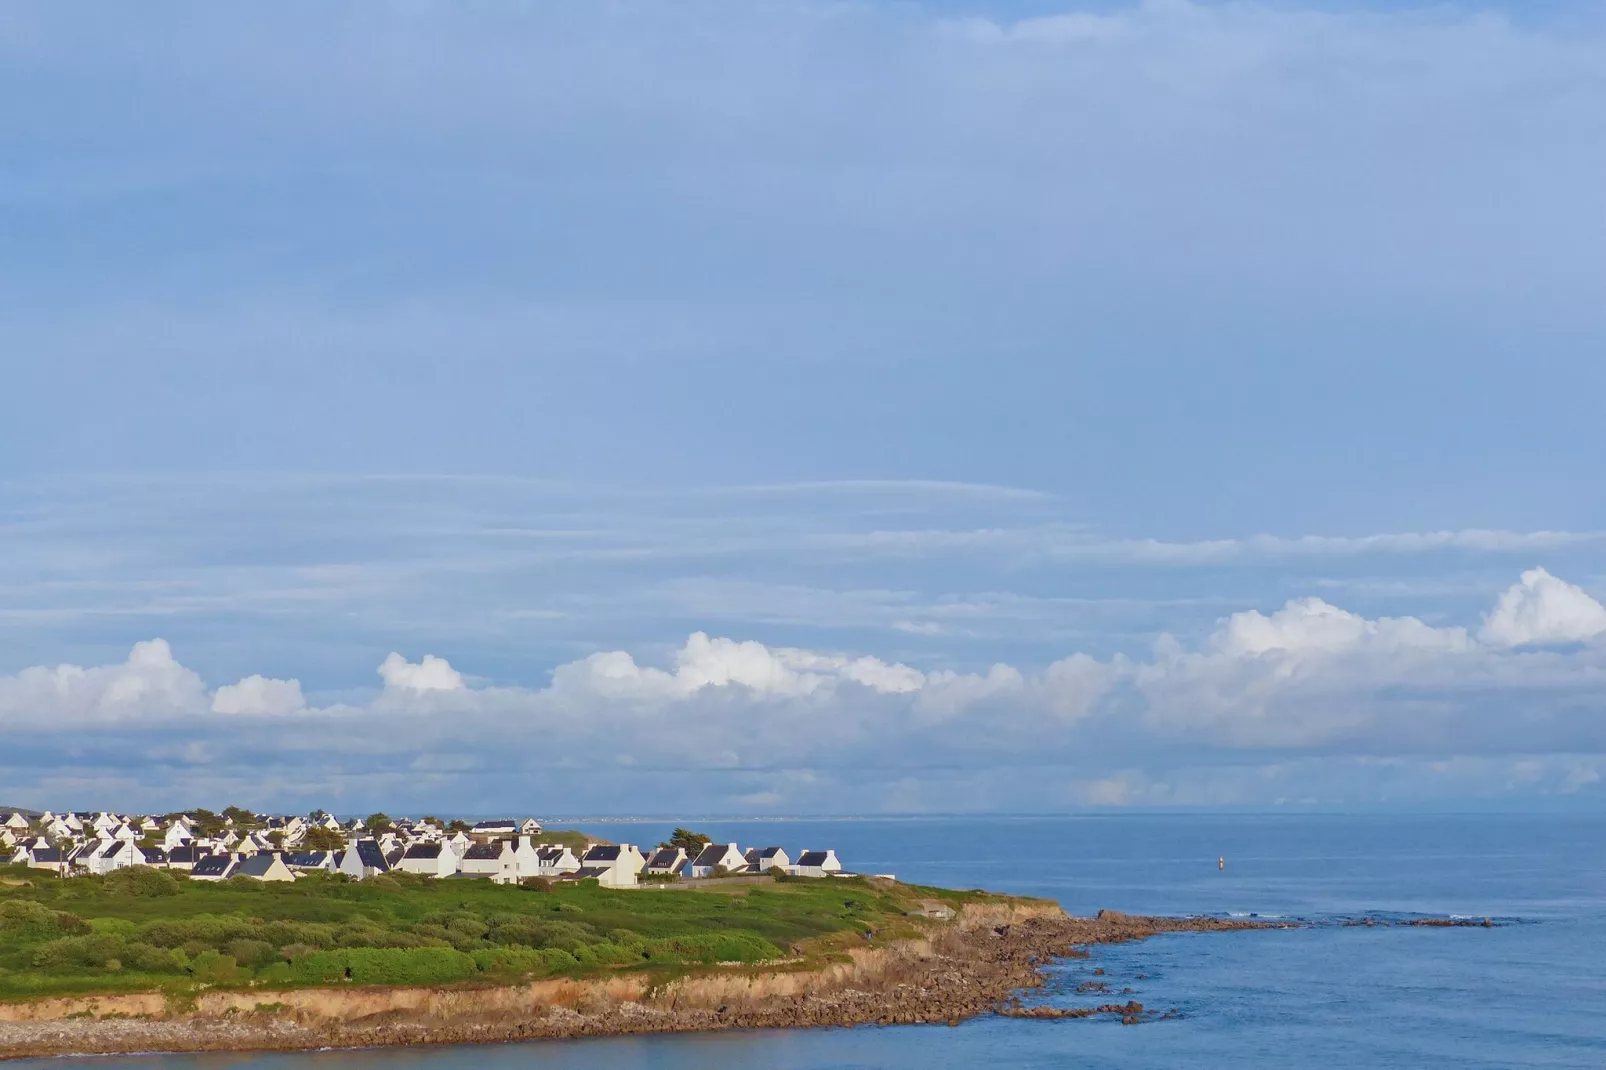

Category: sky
[3, 0, 1606, 815]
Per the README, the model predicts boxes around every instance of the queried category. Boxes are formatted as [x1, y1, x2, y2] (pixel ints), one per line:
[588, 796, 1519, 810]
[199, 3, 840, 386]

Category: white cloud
[1212, 597, 1471, 657]
[377, 652, 464, 693]
[0, 639, 207, 727]
[549, 631, 924, 702]
[211, 674, 307, 716]
[1479, 567, 1606, 647]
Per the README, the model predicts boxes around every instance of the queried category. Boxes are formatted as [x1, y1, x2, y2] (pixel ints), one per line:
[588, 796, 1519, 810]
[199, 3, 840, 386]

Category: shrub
[123, 942, 188, 974]
[0, 901, 90, 942]
[227, 939, 279, 970]
[101, 867, 181, 898]
[188, 950, 246, 984]
[32, 934, 128, 971]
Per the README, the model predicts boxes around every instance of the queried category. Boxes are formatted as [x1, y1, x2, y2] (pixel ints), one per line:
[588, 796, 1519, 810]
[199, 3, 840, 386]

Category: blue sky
[3, 0, 1606, 815]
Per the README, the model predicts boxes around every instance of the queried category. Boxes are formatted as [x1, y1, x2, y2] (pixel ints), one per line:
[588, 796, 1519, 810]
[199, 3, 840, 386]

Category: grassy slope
[0, 862, 1005, 1002]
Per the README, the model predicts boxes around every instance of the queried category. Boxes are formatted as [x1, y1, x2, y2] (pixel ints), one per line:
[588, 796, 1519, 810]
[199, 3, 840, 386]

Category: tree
[222, 805, 256, 828]
[302, 827, 344, 852]
[421, 816, 444, 829]
[190, 809, 225, 838]
[664, 828, 712, 853]
[364, 812, 393, 838]
[446, 819, 471, 834]
[266, 830, 286, 848]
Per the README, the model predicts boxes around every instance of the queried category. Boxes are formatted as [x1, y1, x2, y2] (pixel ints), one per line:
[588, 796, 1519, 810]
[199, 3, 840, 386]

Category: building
[336, 839, 391, 880]
[790, 849, 843, 877]
[642, 846, 686, 877]
[460, 840, 517, 881]
[744, 846, 790, 875]
[189, 854, 237, 881]
[687, 842, 745, 878]
[232, 853, 297, 882]
[532, 845, 581, 877]
[395, 841, 460, 878]
[468, 819, 517, 843]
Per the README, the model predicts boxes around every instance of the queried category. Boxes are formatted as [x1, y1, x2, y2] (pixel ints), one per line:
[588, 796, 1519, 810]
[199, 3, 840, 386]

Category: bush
[123, 942, 187, 973]
[101, 867, 181, 898]
[289, 947, 479, 986]
[32, 934, 128, 971]
[188, 950, 246, 984]
[0, 901, 90, 942]
[227, 939, 279, 970]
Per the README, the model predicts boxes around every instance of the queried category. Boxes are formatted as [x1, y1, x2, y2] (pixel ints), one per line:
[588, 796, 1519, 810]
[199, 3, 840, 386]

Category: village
[0, 809, 848, 888]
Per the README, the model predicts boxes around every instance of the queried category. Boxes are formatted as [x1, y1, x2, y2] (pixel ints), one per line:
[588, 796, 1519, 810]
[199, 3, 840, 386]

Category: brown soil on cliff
[0, 907, 1273, 1060]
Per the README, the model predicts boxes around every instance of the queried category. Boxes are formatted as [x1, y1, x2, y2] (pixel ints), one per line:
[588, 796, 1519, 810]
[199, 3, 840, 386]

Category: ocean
[22, 813, 1605, 1069]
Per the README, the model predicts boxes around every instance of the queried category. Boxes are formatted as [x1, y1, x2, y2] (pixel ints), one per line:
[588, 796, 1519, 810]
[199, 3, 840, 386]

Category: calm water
[23, 814, 1606, 1069]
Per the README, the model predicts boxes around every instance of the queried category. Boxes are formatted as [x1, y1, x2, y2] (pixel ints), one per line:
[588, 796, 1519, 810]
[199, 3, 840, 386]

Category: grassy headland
[0, 859, 994, 1003]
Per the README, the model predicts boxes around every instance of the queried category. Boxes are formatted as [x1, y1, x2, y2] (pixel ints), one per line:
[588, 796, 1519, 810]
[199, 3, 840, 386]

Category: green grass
[0, 862, 1011, 1001]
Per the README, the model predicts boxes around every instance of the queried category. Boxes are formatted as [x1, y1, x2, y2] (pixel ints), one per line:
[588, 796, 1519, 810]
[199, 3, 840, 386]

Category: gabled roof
[583, 844, 621, 862]
[191, 855, 235, 877]
[471, 819, 516, 830]
[645, 847, 684, 868]
[354, 840, 390, 871]
[795, 850, 833, 866]
[692, 843, 737, 867]
[403, 843, 442, 859]
[284, 851, 329, 867]
[462, 843, 504, 860]
[168, 845, 211, 863]
[746, 846, 784, 861]
[536, 846, 573, 861]
[233, 854, 282, 877]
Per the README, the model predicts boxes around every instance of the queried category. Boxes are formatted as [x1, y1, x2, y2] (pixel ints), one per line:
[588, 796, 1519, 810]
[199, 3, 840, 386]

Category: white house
[688, 842, 745, 878]
[188, 854, 238, 881]
[88, 840, 147, 875]
[396, 841, 459, 878]
[532, 845, 581, 877]
[233, 853, 297, 882]
[460, 840, 517, 881]
[162, 820, 194, 851]
[336, 839, 391, 880]
[581, 843, 646, 877]
[572, 864, 638, 887]
[520, 818, 543, 836]
[643, 846, 686, 877]
[283, 850, 336, 873]
[1, 812, 30, 832]
[744, 846, 790, 875]
[469, 819, 518, 843]
[790, 849, 843, 877]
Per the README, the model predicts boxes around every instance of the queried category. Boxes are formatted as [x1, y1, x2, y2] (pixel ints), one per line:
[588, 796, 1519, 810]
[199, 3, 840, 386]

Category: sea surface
[23, 813, 1606, 1069]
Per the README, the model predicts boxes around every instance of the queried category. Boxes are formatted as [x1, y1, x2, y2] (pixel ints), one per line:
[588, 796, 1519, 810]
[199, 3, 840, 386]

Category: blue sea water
[24, 814, 1606, 1069]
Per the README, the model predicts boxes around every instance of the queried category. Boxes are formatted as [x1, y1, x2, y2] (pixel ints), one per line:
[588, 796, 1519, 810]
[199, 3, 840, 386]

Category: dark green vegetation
[0, 864, 981, 1001]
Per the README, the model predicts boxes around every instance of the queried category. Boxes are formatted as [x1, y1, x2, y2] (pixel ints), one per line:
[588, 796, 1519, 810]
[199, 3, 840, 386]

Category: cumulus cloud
[550, 631, 923, 703]
[377, 652, 465, 693]
[211, 674, 307, 716]
[0, 639, 207, 726]
[1479, 567, 1606, 647]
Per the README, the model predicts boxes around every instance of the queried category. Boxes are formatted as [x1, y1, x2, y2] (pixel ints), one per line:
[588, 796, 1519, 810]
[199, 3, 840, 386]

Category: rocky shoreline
[0, 907, 1303, 1060]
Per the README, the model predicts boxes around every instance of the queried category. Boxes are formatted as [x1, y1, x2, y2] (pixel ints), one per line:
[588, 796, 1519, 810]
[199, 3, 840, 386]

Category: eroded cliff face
[0, 902, 1272, 1060]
